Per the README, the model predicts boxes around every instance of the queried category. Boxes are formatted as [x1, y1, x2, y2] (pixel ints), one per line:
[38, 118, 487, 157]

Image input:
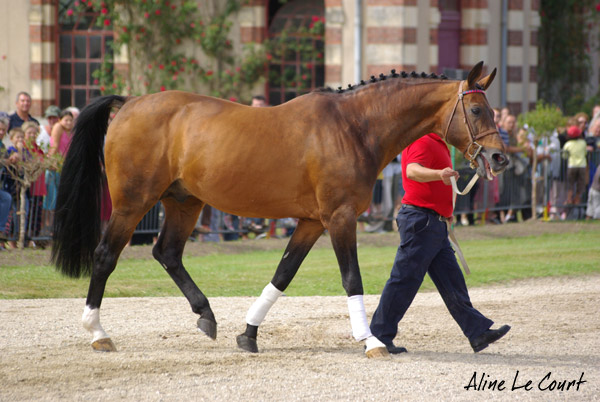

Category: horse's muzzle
[476, 148, 508, 180]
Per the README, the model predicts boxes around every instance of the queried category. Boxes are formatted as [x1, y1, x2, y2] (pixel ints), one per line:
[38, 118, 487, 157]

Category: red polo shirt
[401, 133, 453, 217]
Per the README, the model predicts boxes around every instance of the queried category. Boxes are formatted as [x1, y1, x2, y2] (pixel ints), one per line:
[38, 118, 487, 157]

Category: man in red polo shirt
[369, 133, 510, 354]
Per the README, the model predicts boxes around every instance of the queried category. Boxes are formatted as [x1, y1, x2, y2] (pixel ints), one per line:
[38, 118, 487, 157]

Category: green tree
[68, 0, 268, 103]
[538, 0, 600, 114]
[518, 101, 567, 219]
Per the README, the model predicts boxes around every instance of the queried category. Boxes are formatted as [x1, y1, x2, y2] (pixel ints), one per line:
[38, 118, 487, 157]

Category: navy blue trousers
[370, 206, 493, 346]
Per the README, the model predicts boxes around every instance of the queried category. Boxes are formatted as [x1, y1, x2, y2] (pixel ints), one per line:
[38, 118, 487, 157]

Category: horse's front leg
[237, 219, 324, 353]
[328, 205, 389, 358]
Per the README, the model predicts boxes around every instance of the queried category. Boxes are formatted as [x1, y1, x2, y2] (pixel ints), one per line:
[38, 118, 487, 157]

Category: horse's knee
[152, 244, 179, 271]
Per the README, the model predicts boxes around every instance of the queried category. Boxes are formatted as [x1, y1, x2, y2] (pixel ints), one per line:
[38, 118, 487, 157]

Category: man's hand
[439, 167, 459, 185]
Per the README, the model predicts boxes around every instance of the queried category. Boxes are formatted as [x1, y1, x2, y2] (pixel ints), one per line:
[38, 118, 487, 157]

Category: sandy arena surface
[1, 274, 599, 401]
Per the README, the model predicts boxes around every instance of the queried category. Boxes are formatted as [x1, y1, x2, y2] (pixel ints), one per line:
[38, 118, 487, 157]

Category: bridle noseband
[442, 80, 498, 169]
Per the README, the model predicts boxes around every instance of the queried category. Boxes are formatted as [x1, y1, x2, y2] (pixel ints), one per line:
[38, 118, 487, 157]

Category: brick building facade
[0, 0, 572, 117]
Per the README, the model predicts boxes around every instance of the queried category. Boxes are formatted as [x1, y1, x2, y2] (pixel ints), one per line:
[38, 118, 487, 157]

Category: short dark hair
[252, 95, 266, 102]
[59, 110, 73, 120]
[16, 91, 32, 102]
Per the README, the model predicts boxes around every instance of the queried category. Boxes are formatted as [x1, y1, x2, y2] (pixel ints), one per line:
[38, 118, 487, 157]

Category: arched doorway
[267, 0, 325, 105]
[56, 0, 114, 109]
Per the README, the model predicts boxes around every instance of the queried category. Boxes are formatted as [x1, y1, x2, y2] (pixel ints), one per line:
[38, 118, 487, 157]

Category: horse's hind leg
[84, 211, 147, 351]
[152, 197, 217, 339]
[237, 219, 324, 353]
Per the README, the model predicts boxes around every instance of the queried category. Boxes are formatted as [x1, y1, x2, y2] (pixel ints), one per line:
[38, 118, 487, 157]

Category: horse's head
[443, 61, 508, 180]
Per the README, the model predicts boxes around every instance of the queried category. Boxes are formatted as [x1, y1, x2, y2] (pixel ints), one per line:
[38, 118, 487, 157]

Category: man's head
[15, 92, 32, 115]
[44, 105, 61, 127]
[0, 118, 8, 140]
[251, 95, 266, 108]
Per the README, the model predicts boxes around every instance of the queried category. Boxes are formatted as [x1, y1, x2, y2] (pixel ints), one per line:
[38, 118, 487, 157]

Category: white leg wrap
[365, 335, 386, 352]
[246, 283, 283, 326]
[82, 306, 110, 342]
[347, 295, 372, 341]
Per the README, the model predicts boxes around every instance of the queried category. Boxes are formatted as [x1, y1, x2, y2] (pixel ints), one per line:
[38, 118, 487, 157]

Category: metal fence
[3, 149, 599, 245]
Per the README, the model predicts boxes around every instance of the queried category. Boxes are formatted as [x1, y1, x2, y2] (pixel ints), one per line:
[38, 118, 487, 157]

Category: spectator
[563, 126, 588, 216]
[65, 106, 80, 122]
[574, 112, 589, 138]
[0, 118, 12, 247]
[4, 127, 27, 247]
[44, 110, 74, 230]
[37, 105, 61, 153]
[8, 92, 39, 131]
[586, 162, 600, 220]
[499, 114, 522, 222]
[22, 121, 46, 239]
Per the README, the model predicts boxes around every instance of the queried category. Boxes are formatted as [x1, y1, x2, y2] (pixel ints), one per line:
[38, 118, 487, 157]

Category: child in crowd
[22, 122, 46, 238]
[563, 126, 588, 207]
[3, 128, 26, 247]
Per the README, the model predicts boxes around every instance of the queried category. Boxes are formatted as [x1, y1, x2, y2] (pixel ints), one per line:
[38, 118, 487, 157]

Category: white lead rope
[447, 174, 480, 275]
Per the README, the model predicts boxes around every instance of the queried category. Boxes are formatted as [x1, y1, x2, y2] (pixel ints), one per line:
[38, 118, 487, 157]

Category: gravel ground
[1, 275, 599, 401]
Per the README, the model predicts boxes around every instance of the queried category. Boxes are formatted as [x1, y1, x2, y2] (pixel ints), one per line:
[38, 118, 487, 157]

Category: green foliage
[69, 0, 267, 102]
[1, 227, 599, 298]
[538, 0, 600, 111]
[518, 100, 567, 138]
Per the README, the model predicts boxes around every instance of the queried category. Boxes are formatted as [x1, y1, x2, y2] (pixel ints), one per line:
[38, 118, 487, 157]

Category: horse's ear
[477, 68, 496, 91]
[466, 61, 484, 88]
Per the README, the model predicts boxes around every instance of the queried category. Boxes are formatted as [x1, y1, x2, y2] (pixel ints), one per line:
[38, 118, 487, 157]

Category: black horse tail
[51, 95, 127, 278]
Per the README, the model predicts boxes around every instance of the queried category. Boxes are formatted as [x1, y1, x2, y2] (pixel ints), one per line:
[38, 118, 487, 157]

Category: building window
[267, 0, 325, 106]
[57, 0, 113, 109]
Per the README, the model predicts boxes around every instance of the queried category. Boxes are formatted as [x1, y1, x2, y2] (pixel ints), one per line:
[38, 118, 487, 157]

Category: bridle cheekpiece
[442, 80, 498, 169]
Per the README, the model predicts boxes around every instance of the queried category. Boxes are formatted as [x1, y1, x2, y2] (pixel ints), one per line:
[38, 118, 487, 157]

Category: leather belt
[402, 204, 450, 222]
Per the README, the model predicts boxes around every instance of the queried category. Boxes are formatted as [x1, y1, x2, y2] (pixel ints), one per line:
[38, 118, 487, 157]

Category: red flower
[93, 79, 99, 84]
[74, 1, 79, 6]
[100, 85, 105, 92]
[312, 16, 320, 22]
[175, 38, 181, 44]
[159, 64, 164, 70]
[229, 97, 237, 102]
[147, 63, 153, 69]
[190, 22, 195, 28]
[160, 85, 166, 91]
[66, 9, 74, 16]
[87, 1, 93, 7]
[101, 8, 108, 14]
[301, 74, 307, 80]
[155, 9, 161, 16]
[144, 11, 149, 18]
[171, 5, 176, 10]
[309, 22, 315, 29]
[103, 19, 111, 26]
[112, 83, 117, 89]
[305, 62, 313, 69]
[122, 26, 128, 33]
[317, 52, 323, 59]
[172, 75, 178, 81]
[596, 3, 600, 11]
[171, 60, 177, 66]
[266, 54, 273, 61]
[235, 66, 241, 72]
[206, 70, 213, 76]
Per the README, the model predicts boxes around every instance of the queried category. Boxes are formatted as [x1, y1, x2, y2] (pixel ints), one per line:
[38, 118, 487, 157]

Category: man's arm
[406, 163, 459, 185]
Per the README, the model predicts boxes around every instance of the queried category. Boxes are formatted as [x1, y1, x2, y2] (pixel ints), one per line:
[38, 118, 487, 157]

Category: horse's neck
[343, 80, 455, 170]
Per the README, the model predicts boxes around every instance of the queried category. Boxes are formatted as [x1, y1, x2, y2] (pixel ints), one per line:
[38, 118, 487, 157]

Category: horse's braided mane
[312, 69, 450, 95]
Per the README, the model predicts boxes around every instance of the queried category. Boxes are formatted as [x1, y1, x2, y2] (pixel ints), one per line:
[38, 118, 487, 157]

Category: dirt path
[1, 275, 598, 401]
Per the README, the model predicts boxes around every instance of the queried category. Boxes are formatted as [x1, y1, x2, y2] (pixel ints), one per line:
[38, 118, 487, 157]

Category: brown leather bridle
[442, 80, 498, 169]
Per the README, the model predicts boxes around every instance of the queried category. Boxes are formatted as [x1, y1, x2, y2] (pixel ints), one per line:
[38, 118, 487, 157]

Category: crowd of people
[0, 92, 80, 250]
[2, 92, 600, 250]
[362, 105, 600, 230]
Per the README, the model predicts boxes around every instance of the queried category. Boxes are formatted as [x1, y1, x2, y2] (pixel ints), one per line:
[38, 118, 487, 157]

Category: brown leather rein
[442, 80, 498, 169]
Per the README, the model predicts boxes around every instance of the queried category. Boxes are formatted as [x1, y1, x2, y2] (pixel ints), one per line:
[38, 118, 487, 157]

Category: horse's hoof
[365, 346, 389, 359]
[197, 317, 217, 340]
[91, 338, 117, 352]
[236, 334, 259, 353]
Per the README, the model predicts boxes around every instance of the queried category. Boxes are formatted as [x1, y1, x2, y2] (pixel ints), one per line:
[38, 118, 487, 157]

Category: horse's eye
[471, 107, 481, 116]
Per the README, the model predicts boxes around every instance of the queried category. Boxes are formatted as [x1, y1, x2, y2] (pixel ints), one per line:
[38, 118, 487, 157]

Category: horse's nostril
[493, 153, 508, 166]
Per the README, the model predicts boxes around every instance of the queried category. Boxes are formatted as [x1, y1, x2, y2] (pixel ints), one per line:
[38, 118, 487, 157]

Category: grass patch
[1, 230, 598, 299]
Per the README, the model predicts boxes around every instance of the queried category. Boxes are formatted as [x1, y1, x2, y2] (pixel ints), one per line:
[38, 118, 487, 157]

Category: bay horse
[52, 61, 508, 358]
